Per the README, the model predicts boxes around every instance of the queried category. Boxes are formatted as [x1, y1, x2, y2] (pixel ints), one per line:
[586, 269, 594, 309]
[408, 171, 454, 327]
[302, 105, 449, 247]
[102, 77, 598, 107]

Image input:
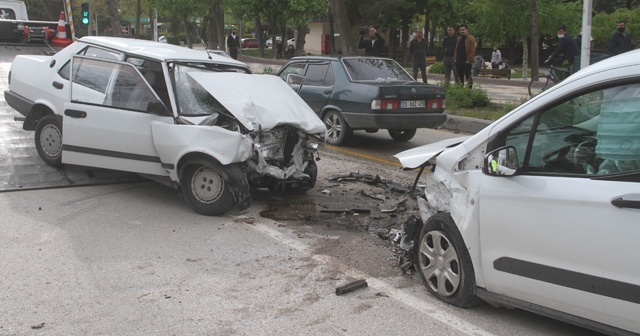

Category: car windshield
[172, 62, 248, 117]
[342, 58, 413, 81]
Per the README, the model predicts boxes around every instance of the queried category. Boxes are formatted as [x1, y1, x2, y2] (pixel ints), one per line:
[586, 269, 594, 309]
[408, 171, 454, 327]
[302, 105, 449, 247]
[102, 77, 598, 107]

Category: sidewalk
[237, 54, 528, 133]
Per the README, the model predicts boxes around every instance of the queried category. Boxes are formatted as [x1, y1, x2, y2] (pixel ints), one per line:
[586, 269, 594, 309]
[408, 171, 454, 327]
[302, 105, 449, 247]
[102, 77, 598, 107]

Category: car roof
[560, 49, 640, 83]
[287, 55, 394, 62]
[78, 36, 247, 68]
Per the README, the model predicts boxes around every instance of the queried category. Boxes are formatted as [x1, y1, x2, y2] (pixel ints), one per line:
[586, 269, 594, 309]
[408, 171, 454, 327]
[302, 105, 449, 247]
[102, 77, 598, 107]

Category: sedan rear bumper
[342, 111, 447, 130]
[4, 90, 33, 117]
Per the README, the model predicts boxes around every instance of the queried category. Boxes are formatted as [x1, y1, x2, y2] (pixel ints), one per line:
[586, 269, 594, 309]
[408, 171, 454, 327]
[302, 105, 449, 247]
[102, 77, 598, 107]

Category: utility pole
[530, 0, 538, 78]
[580, 0, 593, 70]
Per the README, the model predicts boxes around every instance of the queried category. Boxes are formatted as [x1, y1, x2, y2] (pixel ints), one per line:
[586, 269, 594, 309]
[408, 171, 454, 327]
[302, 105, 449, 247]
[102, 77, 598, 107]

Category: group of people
[225, 20, 634, 82]
[470, 47, 511, 77]
[545, 20, 633, 75]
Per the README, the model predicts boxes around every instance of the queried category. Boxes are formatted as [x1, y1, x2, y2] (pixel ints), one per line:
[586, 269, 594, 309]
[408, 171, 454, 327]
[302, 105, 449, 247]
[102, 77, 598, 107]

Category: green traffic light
[82, 17, 89, 25]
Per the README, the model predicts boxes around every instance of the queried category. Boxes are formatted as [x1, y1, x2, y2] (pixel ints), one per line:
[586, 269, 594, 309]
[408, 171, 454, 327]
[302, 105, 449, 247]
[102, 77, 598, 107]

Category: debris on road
[327, 172, 413, 194]
[335, 279, 368, 295]
[320, 208, 371, 214]
[31, 322, 45, 329]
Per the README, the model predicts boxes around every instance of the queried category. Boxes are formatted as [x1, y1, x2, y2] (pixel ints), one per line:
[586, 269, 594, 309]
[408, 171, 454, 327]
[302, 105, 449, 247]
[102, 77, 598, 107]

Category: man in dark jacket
[442, 25, 458, 83]
[545, 26, 579, 74]
[609, 20, 631, 55]
[410, 28, 428, 83]
[226, 29, 240, 60]
[357, 26, 385, 56]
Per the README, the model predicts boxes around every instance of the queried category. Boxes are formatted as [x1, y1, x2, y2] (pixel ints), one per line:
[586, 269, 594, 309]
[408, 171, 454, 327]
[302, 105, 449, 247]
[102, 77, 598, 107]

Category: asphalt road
[0, 45, 603, 336]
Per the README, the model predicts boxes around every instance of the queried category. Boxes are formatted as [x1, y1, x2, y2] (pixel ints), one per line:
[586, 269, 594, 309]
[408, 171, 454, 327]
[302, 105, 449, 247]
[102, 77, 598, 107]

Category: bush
[428, 61, 444, 74]
[443, 82, 490, 108]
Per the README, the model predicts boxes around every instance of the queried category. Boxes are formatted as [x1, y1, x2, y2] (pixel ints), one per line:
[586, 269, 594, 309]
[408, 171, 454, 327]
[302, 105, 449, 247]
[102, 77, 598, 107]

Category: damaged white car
[4, 37, 325, 215]
[396, 50, 640, 335]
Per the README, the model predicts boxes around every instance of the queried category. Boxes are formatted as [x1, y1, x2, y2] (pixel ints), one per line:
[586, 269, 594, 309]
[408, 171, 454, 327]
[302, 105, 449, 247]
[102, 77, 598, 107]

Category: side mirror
[484, 146, 519, 176]
[286, 73, 305, 94]
[147, 100, 171, 116]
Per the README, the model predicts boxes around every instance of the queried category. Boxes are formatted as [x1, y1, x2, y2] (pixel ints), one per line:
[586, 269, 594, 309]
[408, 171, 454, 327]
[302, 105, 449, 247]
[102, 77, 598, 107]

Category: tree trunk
[215, 0, 225, 50]
[329, 0, 356, 55]
[530, 0, 539, 78]
[522, 38, 528, 80]
[295, 26, 306, 56]
[134, 0, 141, 38]
[253, 17, 263, 58]
[183, 15, 192, 48]
[106, 0, 122, 37]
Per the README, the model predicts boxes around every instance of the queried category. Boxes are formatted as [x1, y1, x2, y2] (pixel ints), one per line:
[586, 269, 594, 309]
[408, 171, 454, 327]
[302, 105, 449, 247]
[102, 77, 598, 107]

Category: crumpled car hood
[188, 72, 327, 136]
[394, 136, 470, 168]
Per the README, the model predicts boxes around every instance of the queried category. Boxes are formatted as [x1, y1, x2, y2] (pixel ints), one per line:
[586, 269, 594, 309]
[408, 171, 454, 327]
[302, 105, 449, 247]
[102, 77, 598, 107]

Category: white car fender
[150, 121, 253, 182]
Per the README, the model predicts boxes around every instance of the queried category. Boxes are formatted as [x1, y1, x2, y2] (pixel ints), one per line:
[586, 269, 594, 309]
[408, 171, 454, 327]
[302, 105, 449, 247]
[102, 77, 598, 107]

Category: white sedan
[4, 37, 326, 215]
[396, 50, 640, 335]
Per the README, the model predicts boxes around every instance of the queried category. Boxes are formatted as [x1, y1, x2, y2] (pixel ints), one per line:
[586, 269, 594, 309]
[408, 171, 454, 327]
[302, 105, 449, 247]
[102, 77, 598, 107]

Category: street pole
[580, 0, 593, 70]
[87, 0, 92, 36]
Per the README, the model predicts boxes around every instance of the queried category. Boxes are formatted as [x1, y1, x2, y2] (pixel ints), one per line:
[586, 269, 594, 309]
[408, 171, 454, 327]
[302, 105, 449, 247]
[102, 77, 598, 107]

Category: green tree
[152, 0, 206, 48]
[592, 7, 640, 45]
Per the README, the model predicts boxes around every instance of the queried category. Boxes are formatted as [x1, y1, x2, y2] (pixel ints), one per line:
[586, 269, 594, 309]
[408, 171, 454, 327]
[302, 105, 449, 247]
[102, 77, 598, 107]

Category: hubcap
[190, 166, 224, 204]
[324, 113, 342, 142]
[419, 230, 461, 297]
[40, 124, 62, 158]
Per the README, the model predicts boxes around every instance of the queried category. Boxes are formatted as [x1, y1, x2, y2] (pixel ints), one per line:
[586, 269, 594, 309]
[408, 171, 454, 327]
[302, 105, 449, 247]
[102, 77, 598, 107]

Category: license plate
[401, 100, 425, 108]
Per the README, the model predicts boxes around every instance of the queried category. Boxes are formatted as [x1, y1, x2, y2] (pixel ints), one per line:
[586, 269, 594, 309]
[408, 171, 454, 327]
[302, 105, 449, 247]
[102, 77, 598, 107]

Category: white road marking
[250, 222, 497, 336]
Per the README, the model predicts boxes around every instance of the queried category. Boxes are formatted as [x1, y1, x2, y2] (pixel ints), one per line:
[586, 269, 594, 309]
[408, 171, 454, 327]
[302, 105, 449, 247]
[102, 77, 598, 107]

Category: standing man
[490, 47, 501, 69]
[357, 26, 385, 56]
[454, 24, 476, 87]
[227, 29, 240, 60]
[442, 25, 458, 83]
[410, 28, 428, 83]
[609, 20, 631, 55]
[545, 26, 579, 74]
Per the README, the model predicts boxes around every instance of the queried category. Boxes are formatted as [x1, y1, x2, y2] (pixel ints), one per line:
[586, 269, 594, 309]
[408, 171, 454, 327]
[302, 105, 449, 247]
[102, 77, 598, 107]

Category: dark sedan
[277, 56, 446, 145]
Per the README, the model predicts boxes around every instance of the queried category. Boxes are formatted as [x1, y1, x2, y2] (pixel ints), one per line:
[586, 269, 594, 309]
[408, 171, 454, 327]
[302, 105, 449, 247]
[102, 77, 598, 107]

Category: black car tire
[181, 160, 239, 216]
[388, 129, 417, 141]
[414, 212, 484, 308]
[35, 114, 63, 167]
[323, 110, 352, 146]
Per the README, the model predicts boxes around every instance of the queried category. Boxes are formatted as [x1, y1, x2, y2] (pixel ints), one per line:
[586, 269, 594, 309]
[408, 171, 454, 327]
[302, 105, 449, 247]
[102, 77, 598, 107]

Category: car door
[61, 55, 172, 176]
[479, 82, 640, 332]
[51, 46, 122, 115]
[299, 61, 334, 114]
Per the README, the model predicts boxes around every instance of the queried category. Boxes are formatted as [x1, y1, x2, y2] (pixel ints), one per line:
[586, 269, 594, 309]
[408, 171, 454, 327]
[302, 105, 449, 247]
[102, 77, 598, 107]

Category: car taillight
[371, 99, 399, 110]
[427, 99, 444, 109]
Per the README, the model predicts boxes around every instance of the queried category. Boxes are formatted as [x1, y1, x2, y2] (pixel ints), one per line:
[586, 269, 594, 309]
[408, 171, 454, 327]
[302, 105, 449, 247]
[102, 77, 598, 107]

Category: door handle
[64, 109, 87, 119]
[611, 197, 640, 209]
[323, 89, 332, 95]
[52, 81, 63, 89]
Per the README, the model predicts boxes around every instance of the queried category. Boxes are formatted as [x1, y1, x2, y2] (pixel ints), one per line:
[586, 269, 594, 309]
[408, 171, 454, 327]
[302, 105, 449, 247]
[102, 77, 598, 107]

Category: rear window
[342, 58, 413, 81]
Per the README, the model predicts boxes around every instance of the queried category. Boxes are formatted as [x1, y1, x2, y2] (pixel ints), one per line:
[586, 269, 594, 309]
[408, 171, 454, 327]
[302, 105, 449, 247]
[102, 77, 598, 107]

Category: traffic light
[81, 2, 89, 25]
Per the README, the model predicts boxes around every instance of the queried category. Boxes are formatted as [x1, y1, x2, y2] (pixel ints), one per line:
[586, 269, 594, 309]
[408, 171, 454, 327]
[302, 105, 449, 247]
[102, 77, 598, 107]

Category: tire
[181, 161, 241, 216]
[323, 110, 352, 146]
[528, 75, 554, 97]
[414, 212, 483, 308]
[35, 114, 63, 167]
[388, 128, 417, 141]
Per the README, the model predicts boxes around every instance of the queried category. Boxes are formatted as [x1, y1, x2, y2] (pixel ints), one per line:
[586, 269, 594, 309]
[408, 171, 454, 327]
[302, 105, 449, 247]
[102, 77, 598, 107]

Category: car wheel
[181, 161, 239, 216]
[35, 114, 63, 167]
[323, 110, 352, 146]
[414, 212, 483, 308]
[388, 129, 417, 141]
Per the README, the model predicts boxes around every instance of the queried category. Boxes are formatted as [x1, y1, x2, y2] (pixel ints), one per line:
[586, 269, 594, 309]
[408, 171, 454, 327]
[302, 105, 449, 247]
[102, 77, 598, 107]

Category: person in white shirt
[491, 47, 501, 69]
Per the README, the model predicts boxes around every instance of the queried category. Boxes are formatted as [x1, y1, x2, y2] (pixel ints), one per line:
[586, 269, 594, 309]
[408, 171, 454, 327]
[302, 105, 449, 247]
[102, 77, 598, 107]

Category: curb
[443, 115, 494, 134]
